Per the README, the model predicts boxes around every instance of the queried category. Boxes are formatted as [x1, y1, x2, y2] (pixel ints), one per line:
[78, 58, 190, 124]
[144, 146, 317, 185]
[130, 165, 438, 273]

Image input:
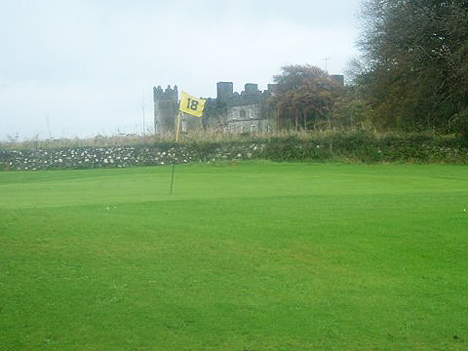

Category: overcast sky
[0, 0, 363, 141]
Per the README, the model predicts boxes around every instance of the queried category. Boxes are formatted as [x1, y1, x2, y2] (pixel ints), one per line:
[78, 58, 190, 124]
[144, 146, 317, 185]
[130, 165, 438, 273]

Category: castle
[153, 82, 275, 134]
[153, 76, 344, 134]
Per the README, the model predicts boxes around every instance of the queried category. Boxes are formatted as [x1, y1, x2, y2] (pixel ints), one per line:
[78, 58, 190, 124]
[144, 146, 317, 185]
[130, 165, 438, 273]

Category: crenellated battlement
[153, 85, 178, 101]
[215, 82, 276, 107]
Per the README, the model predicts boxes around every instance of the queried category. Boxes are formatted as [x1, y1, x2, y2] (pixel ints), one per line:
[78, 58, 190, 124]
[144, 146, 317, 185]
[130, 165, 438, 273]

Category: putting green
[1, 162, 467, 350]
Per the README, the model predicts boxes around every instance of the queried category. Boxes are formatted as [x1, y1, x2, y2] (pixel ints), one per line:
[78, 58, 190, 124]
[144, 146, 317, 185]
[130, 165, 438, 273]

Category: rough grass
[1, 162, 467, 350]
[0, 129, 457, 149]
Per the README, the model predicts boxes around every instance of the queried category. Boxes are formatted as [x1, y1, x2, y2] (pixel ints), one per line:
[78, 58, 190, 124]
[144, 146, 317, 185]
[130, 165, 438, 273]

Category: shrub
[451, 109, 468, 138]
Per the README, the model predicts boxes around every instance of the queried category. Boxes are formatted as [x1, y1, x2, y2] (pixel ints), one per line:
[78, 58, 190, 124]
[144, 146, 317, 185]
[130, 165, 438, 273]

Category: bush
[451, 109, 468, 138]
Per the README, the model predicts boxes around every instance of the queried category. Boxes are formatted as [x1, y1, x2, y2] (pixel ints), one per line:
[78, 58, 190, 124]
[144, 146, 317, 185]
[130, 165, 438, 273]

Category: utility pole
[45, 113, 52, 139]
[141, 96, 146, 135]
[322, 57, 330, 73]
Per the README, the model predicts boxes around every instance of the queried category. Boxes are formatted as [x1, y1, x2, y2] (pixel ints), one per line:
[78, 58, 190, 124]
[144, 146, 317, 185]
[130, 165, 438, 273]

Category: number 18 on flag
[179, 91, 206, 117]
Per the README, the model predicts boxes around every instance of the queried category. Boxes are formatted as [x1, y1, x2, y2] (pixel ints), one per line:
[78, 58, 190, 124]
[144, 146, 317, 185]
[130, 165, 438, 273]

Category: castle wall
[227, 104, 262, 121]
[227, 119, 272, 134]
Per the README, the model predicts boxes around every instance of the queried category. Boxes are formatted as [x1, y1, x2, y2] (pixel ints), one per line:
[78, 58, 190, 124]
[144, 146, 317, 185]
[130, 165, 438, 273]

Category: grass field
[1, 162, 467, 350]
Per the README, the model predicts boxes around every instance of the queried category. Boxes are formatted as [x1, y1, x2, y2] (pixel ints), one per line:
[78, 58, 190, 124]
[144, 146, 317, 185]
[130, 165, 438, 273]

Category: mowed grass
[0, 162, 467, 350]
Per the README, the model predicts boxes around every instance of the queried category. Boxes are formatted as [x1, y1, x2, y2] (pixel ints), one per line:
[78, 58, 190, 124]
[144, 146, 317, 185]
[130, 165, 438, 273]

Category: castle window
[240, 109, 246, 118]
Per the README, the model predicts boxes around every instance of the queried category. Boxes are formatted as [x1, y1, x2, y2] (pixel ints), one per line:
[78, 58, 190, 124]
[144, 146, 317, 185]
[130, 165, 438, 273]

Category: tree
[355, 0, 468, 133]
[331, 85, 373, 130]
[267, 65, 344, 131]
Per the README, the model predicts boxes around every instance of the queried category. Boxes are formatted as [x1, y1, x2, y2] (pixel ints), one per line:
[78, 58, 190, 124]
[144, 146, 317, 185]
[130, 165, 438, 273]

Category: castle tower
[244, 83, 259, 94]
[153, 85, 178, 134]
[216, 82, 233, 105]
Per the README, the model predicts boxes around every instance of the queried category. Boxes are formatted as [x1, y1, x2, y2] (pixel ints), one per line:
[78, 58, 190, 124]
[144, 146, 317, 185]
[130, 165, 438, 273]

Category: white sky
[0, 0, 363, 140]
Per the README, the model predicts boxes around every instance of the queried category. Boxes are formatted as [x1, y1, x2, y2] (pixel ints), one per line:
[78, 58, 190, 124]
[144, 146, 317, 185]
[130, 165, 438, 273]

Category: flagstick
[170, 112, 182, 195]
[170, 163, 176, 195]
[175, 111, 182, 142]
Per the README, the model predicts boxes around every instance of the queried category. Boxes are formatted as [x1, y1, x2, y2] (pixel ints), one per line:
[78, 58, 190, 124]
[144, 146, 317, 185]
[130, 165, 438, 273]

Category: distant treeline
[267, 1, 468, 137]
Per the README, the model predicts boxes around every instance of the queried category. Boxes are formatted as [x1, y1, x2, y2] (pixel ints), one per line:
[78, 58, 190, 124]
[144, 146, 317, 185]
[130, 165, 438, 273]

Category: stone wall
[2, 133, 467, 171]
[0, 143, 266, 171]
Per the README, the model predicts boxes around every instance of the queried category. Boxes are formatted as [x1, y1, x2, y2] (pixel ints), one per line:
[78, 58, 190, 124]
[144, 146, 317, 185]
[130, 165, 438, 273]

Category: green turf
[1, 162, 467, 350]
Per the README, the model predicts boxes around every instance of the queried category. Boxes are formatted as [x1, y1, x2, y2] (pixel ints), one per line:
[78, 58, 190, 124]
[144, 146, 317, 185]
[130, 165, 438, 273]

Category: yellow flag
[179, 91, 206, 117]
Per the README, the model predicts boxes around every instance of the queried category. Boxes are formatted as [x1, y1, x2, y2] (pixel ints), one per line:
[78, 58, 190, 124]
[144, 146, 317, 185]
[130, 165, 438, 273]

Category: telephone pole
[322, 57, 330, 72]
[141, 96, 146, 135]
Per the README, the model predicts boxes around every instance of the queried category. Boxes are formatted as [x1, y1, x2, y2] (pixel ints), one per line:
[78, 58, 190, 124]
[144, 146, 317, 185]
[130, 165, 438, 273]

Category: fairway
[1, 162, 467, 350]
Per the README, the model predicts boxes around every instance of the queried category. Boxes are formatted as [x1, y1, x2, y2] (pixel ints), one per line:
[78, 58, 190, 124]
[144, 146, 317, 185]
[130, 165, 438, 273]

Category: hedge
[1, 132, 467, 171]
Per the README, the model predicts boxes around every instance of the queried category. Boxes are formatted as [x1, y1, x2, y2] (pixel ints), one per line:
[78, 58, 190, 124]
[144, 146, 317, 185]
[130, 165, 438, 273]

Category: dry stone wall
[1, 134, 467, 171]
[0, 143, 265, 171]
